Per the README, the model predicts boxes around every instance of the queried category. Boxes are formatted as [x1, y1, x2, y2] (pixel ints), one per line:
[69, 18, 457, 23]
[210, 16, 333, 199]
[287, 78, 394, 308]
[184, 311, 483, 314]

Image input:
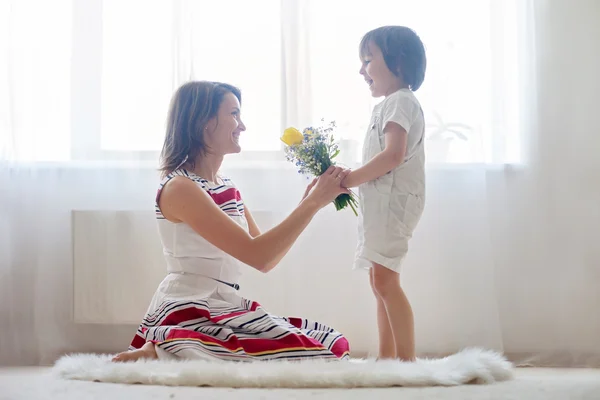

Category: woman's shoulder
[156, 170, 211, 203]
[160, 169, 241, 200]
[163, 169, 210, 187]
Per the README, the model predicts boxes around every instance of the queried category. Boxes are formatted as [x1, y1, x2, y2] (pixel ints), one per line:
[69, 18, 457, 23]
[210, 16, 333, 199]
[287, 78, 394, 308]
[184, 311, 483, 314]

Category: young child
[341, 26, 427, 361]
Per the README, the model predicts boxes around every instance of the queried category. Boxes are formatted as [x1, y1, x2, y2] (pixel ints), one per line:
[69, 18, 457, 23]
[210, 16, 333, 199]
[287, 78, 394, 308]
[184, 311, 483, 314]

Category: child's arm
[342, 122, 408, 188]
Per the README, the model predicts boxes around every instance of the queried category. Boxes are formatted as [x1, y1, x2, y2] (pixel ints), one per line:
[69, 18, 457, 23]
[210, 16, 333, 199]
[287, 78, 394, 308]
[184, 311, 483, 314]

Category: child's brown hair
[360, 26, 427, 91]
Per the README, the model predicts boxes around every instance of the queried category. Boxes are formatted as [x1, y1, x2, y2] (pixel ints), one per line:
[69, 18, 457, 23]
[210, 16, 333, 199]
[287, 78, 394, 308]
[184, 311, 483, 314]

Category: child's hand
[340, 169, 353, 188]
[305, 167, 351, 210]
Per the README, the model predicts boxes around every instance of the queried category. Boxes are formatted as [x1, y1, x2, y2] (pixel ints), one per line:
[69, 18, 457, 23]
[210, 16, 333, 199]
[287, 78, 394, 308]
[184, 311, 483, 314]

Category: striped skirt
[129, 296, 350, 361]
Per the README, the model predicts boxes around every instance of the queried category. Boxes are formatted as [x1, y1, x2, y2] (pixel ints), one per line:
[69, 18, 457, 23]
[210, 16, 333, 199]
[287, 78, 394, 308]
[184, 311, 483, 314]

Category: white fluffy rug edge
[53, 347, 514, 388]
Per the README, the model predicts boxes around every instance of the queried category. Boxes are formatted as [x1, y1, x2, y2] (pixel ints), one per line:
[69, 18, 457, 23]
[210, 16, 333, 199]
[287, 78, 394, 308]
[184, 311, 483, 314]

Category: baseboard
[504, 351, 600, 368]
[417, 350, 600, 368]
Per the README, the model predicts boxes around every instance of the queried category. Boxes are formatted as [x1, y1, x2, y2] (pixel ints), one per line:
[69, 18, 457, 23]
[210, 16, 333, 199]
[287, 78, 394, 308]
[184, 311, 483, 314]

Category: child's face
[359, 42, 402, 98]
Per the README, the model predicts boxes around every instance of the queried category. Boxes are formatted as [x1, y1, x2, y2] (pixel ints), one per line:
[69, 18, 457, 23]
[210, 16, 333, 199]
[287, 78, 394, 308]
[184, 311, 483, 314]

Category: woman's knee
[371, 263, 400, 298]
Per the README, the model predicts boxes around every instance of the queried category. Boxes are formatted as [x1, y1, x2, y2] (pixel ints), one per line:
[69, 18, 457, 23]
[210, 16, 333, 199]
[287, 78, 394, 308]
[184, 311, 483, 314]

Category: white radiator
[72, 210, 285, 325]
[73, 211, 166, 324]
[72, 208, 381, 355]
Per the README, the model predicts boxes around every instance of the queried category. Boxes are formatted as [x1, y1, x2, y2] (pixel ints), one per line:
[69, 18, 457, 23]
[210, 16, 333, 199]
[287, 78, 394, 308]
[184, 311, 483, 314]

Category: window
[307, 0, 521, 164]
[1, 0, 521, 164]
[100, 0, 173, 152]
[99, 0, 281, 154]
[0, 0, 72, 162]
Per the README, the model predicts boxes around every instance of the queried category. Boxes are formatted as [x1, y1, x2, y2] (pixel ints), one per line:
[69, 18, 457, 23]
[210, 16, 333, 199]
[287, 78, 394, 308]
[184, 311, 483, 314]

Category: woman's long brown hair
[159, 81, 241, 177]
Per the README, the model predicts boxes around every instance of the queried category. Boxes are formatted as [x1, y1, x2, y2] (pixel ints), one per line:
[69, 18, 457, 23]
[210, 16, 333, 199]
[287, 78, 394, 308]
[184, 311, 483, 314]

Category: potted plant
[425, 111, 472, 162]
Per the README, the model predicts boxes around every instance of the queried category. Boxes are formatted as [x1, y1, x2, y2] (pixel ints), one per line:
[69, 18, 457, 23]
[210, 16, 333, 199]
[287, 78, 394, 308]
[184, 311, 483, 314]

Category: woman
[113, 81, 351, 362]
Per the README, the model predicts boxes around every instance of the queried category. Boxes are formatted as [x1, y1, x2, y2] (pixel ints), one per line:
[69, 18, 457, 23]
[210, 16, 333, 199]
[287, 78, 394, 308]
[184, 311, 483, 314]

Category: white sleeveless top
[154, 169, 248, 293]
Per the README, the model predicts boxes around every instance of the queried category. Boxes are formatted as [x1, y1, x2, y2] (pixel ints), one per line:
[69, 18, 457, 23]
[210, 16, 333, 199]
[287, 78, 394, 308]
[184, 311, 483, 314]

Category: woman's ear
[204, 117, 217, 135]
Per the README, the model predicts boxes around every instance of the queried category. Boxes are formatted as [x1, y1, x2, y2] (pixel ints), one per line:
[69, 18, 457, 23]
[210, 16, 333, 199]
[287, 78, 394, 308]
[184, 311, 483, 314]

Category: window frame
[68, 0, 522, 166]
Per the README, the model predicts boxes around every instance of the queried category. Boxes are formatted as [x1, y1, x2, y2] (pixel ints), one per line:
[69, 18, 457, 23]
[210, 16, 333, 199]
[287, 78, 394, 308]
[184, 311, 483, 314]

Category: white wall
[2, 0, 600, 368]
[2, 163, 599, 366]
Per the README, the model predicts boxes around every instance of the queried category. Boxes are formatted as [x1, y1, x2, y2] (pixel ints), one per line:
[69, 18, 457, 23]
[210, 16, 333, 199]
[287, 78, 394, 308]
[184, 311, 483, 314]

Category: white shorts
[354, 182, 424, 273]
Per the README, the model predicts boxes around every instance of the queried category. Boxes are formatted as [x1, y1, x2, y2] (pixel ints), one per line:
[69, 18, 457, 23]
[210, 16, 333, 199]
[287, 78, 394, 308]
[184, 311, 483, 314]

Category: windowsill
[1, 159, 526, 173]
[2, 138, 526, 172]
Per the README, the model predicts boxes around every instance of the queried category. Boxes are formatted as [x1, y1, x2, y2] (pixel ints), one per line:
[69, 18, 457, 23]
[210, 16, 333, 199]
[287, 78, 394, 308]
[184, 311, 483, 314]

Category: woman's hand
[304, 166, 351, 209]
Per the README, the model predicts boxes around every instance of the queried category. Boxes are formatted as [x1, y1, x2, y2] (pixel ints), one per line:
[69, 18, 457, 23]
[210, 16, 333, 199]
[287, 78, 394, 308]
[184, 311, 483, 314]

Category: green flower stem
[332, 192, 359, 216]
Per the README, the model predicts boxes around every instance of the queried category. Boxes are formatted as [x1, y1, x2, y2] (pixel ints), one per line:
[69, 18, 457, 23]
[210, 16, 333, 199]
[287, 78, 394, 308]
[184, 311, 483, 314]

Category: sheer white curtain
[1, 0, 599, 366]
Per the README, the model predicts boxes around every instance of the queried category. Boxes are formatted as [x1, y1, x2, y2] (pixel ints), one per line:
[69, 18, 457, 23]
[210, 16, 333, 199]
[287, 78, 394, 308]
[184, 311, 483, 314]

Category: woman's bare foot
[111, 341, 158, 363]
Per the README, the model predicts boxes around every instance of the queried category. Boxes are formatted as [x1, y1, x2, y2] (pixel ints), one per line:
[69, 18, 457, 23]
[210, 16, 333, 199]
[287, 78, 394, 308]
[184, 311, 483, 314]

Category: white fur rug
[53, 348, 513, 388]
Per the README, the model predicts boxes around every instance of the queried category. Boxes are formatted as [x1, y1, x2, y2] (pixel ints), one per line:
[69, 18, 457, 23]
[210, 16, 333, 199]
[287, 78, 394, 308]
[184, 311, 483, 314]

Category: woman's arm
[244, 177, 317, 265]
[245, 177, 317, 238]
[244, 207, 261, 237]
[159, 166, 349, 273]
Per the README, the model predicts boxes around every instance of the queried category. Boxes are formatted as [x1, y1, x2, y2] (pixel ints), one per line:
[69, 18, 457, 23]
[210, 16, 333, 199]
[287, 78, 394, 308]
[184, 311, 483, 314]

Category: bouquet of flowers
[280, 120, 359, 216]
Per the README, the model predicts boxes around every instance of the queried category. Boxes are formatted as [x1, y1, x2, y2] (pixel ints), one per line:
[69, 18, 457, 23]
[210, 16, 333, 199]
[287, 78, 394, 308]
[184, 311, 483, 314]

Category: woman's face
[204, 92, 246, 155]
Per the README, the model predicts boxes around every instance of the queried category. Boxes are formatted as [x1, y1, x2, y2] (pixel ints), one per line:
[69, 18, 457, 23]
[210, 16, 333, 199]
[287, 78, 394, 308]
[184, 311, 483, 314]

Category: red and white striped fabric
[127, 169, 350, 361]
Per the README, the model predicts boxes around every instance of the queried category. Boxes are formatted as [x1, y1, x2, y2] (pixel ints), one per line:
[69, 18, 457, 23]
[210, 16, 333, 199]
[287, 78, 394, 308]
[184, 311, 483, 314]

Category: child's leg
[369, 267, 396, 359]
[371, 263, 415, 361]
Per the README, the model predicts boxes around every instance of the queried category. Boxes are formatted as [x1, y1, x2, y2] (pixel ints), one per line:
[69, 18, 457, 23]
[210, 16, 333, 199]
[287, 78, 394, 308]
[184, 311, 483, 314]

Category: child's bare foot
[111, 341, 158, 362]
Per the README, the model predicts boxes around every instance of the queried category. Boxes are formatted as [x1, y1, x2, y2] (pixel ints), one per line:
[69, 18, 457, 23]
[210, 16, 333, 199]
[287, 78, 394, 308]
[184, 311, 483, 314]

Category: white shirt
[355, 89, 426, 272]
[363, 88, 426, 195]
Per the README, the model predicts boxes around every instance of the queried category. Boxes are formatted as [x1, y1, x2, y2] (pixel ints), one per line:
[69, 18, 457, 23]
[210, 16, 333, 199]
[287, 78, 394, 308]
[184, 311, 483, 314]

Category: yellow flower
[303, 128, 314, 136]
[281, 127, 304, 146]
